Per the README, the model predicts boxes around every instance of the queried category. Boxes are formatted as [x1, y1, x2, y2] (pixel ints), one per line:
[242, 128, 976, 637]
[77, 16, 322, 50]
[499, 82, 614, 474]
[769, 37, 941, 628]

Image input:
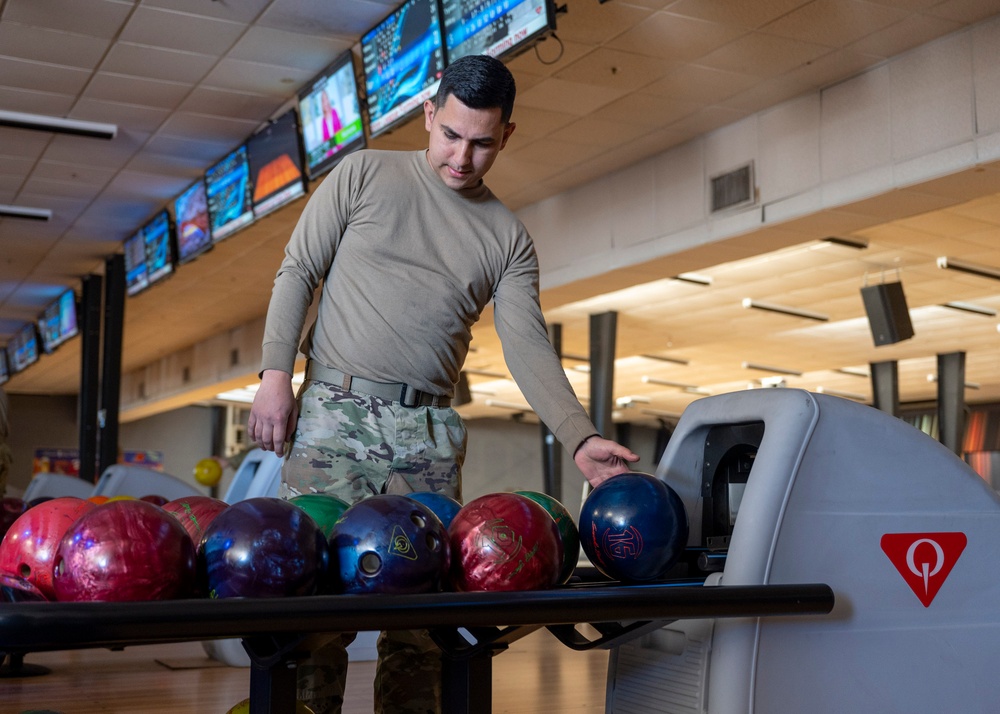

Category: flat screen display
[442, 0, 554, 61]
[247, 109, 307, 218]
[174, 179, 212, 264]
[8, 322, 39, 373]
[37, 288, 78, 354]
[298, 52, 367, 180]
[0, 349, 8, 385]
[124, 230, 149, 297]
[143, 210, 174, 287]
[362, 0, 446, 137]
[206, 145, 254, 242]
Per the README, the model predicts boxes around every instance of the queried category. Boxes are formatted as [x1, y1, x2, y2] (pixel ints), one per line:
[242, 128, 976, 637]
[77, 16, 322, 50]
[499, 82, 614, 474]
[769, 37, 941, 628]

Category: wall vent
[710, 162, 755, 213]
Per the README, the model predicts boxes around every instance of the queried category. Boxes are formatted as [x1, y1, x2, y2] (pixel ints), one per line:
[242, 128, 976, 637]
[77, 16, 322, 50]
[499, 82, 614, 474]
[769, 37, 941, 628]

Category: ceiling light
[926, 374, 980, 390]
[742, 298, 829, 322]
[837, 367, 870, 378]
[0, 204, 52, 221]
[937, 256, 1000, 282]
[822, 236, 869, 249]
[940, 302, 997, 317]
[742, 361, 803, 377]
[816, 386, 867, 401]
[642, 376, 701, 390]
[0, 109, 117, 140]
[673, 272, 713, 286]
[616, 395, 651, 407]
[639, 353, 690, 366]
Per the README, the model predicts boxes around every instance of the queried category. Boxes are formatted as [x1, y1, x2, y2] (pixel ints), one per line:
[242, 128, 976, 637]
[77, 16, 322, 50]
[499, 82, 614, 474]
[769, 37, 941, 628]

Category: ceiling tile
[761, 0, 909, 47]
[587, 91, 703, 127]
[32, 161, 117, 186]
[0, 23, 111, 68]
[696, 31, 832, 76]
[103, 170, 193, 203]
[2, 0, 134, 39]
[608, 12, 748, 61]
[555, 116, 656, 148]
[0, 155, 36, 180]
[505, 105, 578, 141]
[0, 86, 76, 116]
[0, 127, 55, 159]
[70, 98, 172, 134]
[554, 1, 654, 44]
[85, 73, 193, 110]
[643, 63, 758, 103]
[41, 129, 150, 171]
[664, 0, 812, 29]
[178, 86, 284, 121]
[158, 112, 261, 146]
[554, 47, 678, 91]
[142, 134, 236, 164]
[227, 26, 354, 74]
[848, 13, 965, 57]
[120, 6, 247, 56]
[259, 0, 393, 38]
[517, 77, 629, 115]
[101, 43, 218, 85]
[929, 0, 1000, 23]
[201, 59, 316, 97]
[0, 57, 91, 96]
[143, 0, 274, 24]
[506, 38, 594, 77]
[21, 175, 105, 201]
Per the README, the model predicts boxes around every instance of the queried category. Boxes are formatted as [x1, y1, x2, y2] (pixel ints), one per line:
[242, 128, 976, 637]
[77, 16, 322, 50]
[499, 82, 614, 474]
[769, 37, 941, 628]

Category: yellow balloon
[193, 457, 223, 487]
[225, 698, 314, 714]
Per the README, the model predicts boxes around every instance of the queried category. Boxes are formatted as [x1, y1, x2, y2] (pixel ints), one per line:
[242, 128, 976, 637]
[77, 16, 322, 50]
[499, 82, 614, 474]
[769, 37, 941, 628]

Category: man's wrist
[574, 433, 599, 457]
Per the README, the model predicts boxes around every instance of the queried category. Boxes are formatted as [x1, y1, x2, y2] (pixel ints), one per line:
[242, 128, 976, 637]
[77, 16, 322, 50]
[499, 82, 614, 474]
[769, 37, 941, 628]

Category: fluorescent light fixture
[937, 256, 1000, 282]
[816, 386, 867, 401]
[940, 301, 997, 317]
[642, 376, 701, 390]
[837, 367, 870, 378]
[0, 109, 117, 140]
[673, 272, 713, 286]
[616, 395, 652, 408]
[484, 399, 534, 412]
[742, 298, 829, 322]
[0, 204, 52, 221]
[640, 354, 690, 366]
[573, 365, 590, 373]
[926, 374, 980, 390]
[742, 361, 803, 377]
[822, 236, 868, 250]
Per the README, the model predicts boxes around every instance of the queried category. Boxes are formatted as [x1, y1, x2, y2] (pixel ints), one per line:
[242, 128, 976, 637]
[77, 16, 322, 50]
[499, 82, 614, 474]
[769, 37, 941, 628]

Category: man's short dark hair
[434, 54, 516, 124]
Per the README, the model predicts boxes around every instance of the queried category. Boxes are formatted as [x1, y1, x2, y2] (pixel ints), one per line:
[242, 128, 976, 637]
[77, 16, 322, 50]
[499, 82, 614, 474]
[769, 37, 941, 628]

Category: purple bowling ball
[199, 497, 328, 599]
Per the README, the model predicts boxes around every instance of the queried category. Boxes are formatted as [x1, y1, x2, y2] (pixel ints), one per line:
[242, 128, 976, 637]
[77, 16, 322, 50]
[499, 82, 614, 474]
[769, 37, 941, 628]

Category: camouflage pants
[281, 379, 467, 714]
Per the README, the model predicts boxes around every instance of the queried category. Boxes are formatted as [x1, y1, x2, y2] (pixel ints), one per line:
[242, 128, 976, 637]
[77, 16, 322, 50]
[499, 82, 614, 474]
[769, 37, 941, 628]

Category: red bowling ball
[162, 496, 230, 546]
[0, 496, 96, 600]
[52, 500, 197, 602]
[449, 492, 563, 592]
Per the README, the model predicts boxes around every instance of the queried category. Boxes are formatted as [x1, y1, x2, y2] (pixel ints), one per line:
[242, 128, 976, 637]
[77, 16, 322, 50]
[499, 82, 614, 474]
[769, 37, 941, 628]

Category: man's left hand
[574, 436, 640, 488]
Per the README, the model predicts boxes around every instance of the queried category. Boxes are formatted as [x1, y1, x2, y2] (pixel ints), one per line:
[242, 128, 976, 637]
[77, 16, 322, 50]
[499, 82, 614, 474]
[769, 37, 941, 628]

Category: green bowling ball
[289, 493, 351, 539]
[514, 490, 580, 584]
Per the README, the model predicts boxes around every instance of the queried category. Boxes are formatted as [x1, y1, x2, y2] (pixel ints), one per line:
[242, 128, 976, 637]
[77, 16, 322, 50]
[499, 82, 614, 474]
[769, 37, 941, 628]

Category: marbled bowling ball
[330, 494, 450, 595]
[199, 497, 327, 599]
[405, 491, 462, 530]
[579, 472, 688, 583]
[514, 490, 580, 585]
[449, 492, 563, 592]
[162, 496, 229, 547]
[0, 496, 96, 600]
[52, 500, 197, 602]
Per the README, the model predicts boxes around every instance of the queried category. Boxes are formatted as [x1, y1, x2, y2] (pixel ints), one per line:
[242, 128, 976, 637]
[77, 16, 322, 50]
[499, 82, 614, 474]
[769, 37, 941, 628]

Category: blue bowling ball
[199, 497, 328, 599]
[405, 491, 462, 529]
[330, 494, 450, 594]
[579, 472, 688, 582]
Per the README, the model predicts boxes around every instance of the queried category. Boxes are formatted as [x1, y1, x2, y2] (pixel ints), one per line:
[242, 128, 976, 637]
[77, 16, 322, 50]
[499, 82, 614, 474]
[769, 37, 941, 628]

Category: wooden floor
[0, 630, 609, 713]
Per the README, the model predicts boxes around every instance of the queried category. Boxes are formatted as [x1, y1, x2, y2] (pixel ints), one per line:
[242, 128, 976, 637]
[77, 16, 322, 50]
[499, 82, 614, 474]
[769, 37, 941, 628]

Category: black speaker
[861, 282, 914, 346]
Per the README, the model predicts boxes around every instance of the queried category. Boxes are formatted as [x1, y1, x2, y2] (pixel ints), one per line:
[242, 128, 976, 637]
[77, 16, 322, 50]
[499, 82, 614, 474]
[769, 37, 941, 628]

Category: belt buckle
[400, 384, 420, 408]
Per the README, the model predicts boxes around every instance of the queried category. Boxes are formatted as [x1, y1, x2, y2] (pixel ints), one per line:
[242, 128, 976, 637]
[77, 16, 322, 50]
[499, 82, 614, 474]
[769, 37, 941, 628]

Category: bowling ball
[449, 492, 563, 592]
[289, 493, 350, 539]
[226, 698, 314, 714]
[193, 457, 223, 487]
[405, 491, 462, 529]
[106, 495, 136, 502]
[200, 497, 327, 599]
[330, 494, 450, 595]
[579, 472, 688, 583]
[162, 496, 229, 546]
[0, 573, 48, 602]
[87, 495, 110, 505]
[0, 497, 28, 539]
[52, 500, 197, 602]
[139, 494, 169, 507]
[27, 496, 55, 508]
[0, 496, 96, 600]
[514, 490, 579, 584]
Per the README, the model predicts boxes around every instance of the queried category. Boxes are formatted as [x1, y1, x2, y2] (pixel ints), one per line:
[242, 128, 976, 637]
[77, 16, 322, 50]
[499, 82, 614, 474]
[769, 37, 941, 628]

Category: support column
[540, 323, 562, 500]
[937, 351, 966, 455]
[870, 360, 900, 416]
[78, 274, 102, 484]
[588, 311, 617, 440]
[98, 255, 125, 476]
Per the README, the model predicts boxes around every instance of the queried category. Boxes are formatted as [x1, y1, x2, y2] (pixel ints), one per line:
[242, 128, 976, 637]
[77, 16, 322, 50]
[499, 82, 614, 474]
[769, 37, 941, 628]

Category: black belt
[305, 362, 451, 408]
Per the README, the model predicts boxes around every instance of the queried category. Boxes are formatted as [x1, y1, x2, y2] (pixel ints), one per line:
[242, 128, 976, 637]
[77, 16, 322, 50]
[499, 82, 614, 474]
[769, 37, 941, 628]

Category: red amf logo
[880, 532, 967, 607]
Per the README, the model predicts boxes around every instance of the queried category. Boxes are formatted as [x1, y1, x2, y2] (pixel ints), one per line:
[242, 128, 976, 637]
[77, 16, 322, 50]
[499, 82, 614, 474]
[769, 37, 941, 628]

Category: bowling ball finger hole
[17, 564, 30, 579]
[425, 533, 442, 552]
[410, 513, 427, 529]
[360, 552, 382, 576]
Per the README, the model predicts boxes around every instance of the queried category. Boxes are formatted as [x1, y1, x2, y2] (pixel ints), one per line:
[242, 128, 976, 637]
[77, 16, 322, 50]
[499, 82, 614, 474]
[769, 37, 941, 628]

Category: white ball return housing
[606, 388, 1000, 714]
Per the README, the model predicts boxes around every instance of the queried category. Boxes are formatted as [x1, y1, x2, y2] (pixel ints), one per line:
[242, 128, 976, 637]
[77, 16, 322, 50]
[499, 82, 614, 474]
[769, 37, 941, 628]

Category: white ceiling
[3, 0, 1000, 425]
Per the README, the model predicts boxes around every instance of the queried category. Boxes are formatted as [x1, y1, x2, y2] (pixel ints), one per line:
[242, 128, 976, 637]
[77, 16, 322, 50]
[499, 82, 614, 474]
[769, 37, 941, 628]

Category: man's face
[424, 94, 515, 191]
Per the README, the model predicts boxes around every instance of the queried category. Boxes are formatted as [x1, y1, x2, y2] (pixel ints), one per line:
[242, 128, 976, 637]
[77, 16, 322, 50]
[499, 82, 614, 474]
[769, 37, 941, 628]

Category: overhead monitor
[442, 0, 556, 61]
[297, 51, 367, 180]
[206, 144, 254, 242]
[174, 179, 212, 264]
[7, 321, 39, 373]
[143, 209, 175, 288]
[247, 108, 307, 219]
[0, 349, 8, 385]
[37, 288, 78, 354]
[362, 0, 446, 137]
[124, 230, 149, 297]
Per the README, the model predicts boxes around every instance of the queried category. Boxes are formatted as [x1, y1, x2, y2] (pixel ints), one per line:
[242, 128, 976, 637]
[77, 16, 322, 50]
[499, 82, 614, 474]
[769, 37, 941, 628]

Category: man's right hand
[248, 369, 297, 457]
